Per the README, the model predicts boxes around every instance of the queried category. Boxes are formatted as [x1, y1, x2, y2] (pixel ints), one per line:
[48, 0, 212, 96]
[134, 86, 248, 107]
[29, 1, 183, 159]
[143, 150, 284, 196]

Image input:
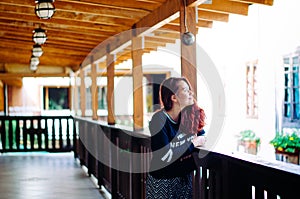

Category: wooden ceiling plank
[161, 24, 180, 32]
[198, 10, 229, 22]
[0, 38, 92, 54]
[84, 0, 202, 65]
[0, 30, 104, 48]
[0, 0, 274, 77]
[199, 0, 249, 16]
[59, 0, 162, 11]
[0, 3, 136, 27]
[56, 1, 149, 19]
[0, 0, 149, 19]
[168, 18, 212, 28]
[144, 36, 176, 44]
[230, 0, 273, 6]
[197, 20, 213, 28]
[0, 13, 129, 33]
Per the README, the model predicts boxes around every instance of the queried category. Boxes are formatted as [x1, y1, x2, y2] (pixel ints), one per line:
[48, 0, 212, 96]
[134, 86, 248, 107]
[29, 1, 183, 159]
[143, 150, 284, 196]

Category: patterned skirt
[146, 174, 193, 199]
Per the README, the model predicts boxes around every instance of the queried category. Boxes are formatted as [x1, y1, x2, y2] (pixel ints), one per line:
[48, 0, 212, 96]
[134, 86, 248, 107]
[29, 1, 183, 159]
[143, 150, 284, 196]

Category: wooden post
[132, 34, 144, 130]
[91, 57, 98, 120]
[180, 0, 198, 98]
[73, 73, 79, 115]
[44, 87, 49, 110]
[80, 67, 86, 117]
[106, 45, 116, 125]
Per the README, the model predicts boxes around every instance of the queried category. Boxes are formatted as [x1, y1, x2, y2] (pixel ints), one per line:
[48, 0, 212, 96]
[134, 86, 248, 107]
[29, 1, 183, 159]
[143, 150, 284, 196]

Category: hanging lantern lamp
[30, 56, 40, 66]
[33, 28, 47, 45]
[35, 0, 56, 19]
[30, 64, 38, 71]
[32, 44, 43, 57]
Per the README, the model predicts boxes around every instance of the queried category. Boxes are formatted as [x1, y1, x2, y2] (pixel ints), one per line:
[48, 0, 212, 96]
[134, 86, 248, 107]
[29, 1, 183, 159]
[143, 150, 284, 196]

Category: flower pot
[237, 140, 259, 155]
[275, 149, 300, 165]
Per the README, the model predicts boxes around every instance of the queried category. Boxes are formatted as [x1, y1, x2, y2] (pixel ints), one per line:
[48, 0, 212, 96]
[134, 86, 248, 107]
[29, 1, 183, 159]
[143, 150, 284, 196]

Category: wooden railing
[74, 117, 300, 199]
[0, 116, 75, 153]
[2, 116, 299, 198]
[193, 150, 300, 199]
[74, 117, 151, 199]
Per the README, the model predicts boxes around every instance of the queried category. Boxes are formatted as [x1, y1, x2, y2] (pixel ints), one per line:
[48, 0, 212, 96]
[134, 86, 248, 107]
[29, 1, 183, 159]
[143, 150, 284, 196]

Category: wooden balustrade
[0, 116, 74, 153]
[1, 116, 299, 199]
[74, 117, 151, 199]
[74, 117, 300, 199]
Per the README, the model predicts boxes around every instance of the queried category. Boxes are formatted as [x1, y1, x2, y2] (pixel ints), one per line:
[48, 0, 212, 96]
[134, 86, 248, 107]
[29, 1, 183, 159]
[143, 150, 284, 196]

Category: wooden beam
[80, 68, 86, 117]
[82, 0, 203, 67]
[95, 70, 131, 77]
[153, 30, 180, 40]
[199, 0, 249, 16]
[0, 73, 70, 78]
[132, 35, 144, 130]
[144, 36, 176, 44]
[73, 73, 79, 114]
[198, 10, 229, 22]
[1, 78, 23, 88]
[169, 18, 212, 28]
[135, 0, 180, 35]
[187, 0, 211, 7]
[0, 62, 71, 77]
[91, 59, 98, 120]
[230, 0, 273, 6]
[106, 52, 116, 125]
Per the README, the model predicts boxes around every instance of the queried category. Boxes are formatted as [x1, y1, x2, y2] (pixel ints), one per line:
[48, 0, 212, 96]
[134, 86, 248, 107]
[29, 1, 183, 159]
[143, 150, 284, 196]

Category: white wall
[196, 0, 300, 159]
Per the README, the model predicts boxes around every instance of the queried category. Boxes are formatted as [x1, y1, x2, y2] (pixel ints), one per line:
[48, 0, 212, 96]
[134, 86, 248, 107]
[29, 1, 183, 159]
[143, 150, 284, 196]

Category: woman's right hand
[192, 135, 206, 147]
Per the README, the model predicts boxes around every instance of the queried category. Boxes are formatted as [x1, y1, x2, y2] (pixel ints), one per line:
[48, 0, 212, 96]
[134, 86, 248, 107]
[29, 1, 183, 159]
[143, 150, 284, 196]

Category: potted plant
[270, 130, 300, 164]
[237, 130, 261, 155]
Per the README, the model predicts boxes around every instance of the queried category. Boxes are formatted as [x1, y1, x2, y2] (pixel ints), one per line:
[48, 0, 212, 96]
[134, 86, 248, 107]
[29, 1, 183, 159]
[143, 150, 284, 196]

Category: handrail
[193, 148, 300, 198]
[74, 117, 300, 199]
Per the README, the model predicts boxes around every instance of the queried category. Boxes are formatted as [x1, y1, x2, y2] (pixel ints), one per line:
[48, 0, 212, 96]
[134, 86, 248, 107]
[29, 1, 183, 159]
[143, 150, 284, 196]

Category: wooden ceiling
[0, 0, 273, 84]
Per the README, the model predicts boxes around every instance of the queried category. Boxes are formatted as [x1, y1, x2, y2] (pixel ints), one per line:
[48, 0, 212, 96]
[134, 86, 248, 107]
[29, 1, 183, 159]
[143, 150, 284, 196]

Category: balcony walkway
[0, 152, 108, 199]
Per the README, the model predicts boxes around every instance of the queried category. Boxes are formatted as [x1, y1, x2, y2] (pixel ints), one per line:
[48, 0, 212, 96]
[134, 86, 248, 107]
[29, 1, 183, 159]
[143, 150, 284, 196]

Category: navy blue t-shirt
[149, 110, 205, 178]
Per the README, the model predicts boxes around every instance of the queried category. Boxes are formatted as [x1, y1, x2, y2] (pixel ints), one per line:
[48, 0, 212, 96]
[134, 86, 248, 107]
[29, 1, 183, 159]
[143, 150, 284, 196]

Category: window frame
[282, 53, 300, 128]
[246, 59, 258, 119]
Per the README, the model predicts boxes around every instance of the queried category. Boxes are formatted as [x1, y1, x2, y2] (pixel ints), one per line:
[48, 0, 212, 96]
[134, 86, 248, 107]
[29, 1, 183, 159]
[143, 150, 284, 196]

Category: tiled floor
[0, 152, 109, 199]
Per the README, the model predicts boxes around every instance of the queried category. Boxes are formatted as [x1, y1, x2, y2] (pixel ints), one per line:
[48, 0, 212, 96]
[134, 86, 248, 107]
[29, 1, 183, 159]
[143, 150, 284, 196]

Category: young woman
[146, 77, 206, 199]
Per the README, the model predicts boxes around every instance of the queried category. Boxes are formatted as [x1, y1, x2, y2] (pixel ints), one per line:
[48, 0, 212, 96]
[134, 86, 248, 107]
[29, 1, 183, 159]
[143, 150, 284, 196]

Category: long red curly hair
[180, 103, 206, 134]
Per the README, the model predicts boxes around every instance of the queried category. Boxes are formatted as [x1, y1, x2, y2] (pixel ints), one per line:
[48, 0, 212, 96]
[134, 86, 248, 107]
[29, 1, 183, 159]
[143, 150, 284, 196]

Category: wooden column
[73, 74, 79, 115]
[79, 67, 86, 117]
[91, 58, 98, 120]
[106, 46, 116, 125]
[44, 87, 49, 110]
[180, 0, 197, 97]
[132, 34, 144, 130]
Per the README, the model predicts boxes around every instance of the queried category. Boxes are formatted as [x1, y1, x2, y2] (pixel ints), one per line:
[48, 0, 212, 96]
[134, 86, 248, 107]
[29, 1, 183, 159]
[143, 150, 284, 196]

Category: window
[246, 60, 258, 118]
[43, 87, 70, 110]
[98, 86, 107, 109]
[283, 55, 300, 122]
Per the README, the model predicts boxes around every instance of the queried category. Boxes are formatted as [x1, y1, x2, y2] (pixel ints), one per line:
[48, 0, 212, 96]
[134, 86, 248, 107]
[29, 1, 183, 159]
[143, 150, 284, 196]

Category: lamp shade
[30, 56, 40, 66]
[33, 28, 47, 45]
[35, 0, 55, 19]
[32, 44, 43, 57]
[30, 64, 38, 71]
